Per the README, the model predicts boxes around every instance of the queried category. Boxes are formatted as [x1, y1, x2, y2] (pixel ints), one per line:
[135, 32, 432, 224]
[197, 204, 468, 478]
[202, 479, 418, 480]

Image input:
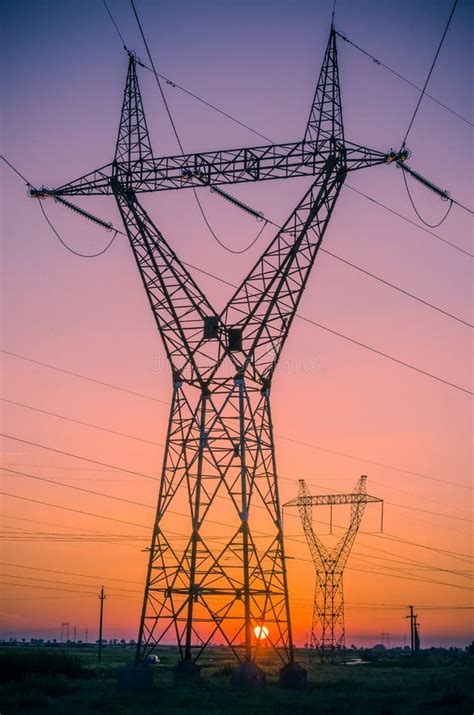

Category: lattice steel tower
[30, 26, 401, 683]
[285, 476, 383, 662]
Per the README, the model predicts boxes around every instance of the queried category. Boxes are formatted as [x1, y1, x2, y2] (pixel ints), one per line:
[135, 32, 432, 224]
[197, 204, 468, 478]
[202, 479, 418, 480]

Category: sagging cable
[397, 164, 453, 228]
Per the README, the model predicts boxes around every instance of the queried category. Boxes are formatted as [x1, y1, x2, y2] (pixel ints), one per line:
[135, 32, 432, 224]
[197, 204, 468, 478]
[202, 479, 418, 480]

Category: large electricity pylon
[285, 476, 383, 662]
[30, 26, 401, 683]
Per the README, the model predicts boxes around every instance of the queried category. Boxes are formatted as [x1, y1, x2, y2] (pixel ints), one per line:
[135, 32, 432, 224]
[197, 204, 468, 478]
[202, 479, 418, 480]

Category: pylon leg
[136, 379, 294, 670]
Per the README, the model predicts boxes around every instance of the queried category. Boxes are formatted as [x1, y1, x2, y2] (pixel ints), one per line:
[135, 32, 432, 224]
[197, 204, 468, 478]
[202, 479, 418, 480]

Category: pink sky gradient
[1, 0, 472, 647]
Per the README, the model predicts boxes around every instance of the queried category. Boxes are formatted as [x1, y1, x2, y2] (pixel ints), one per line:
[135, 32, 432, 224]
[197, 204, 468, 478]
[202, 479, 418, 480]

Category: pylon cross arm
[43, 138, 388, 197]
[284, 493, 382, 507]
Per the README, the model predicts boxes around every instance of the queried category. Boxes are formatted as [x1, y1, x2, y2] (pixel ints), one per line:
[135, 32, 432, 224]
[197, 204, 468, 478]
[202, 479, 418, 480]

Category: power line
[0, 154, 31, 184]
[7, 152, 473, 374]
[260, 212, 472, 325]
[277, 433, 471, 488]
[1, 466, 155, 510]
[0, 595, 96, 602]
[4, 535, 471, 603]
[335, 30, 473, 128]
[0, 572, 140, 595]
[8, 551, 456, 603]
[0, 348, 168, 405]
[346, 561, 473, 593]
[370, 479, 471, 516]
[386, 500, 471, 523]
[345, 184, 473, 258]
[0, 491, 150, 530]
[297, 313, 472, 395]
[2, 443, 470, 569]
[1, 512, 135, 536]
[2, 527, 469, 593]
[9, 233, 473, 392]
[101, 0, 273, 143]
[8, 154, 472, 321]
[2, 405, 472, 526]
[351, 540, 473, 580]
[0, 433, 158, 482]
[100, 6, 474, 223]
[0, 398, 165, 449]
[101, 0, 127, 49]
[3, 558, 472, 611]
[300, 482, 471, 534]
[291, 555, 474, 593]
[320, 246, 472, 327]
[5, 395, 468, 497]
[401, 0, 459, 149]
[0, 581, 101, 597]
[370, 531, 473, 564]
[349, 552, 472, 586]
[129, 0, 264, 255]
[3, 444, 470, 532]
[2, 350, 470, 491]
[1, 491, 469, 594]
[2, 456, 466, 537]
[180, 261, 473, 394]
[1, 435, 470, 569]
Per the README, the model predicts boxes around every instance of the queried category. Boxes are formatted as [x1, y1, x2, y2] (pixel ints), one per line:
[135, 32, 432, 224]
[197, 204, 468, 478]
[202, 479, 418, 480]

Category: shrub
[0, 649, 84, 683]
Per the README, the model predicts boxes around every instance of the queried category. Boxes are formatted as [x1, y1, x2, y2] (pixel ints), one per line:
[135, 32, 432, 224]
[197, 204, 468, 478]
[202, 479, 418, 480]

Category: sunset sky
[1, 0, 472, 649]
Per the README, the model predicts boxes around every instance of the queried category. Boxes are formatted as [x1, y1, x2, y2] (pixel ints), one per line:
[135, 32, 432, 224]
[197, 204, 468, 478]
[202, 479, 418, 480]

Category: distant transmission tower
[285, 476, 383, 662]
[30, 24, 402, 684]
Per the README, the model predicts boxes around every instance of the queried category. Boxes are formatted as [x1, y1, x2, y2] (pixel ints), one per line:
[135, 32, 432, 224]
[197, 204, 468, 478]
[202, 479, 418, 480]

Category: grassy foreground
[0, 646, 473, 714]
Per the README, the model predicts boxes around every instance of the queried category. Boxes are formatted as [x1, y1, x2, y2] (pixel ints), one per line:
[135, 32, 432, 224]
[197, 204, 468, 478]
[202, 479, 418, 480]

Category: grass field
[1, 646, 473, 714]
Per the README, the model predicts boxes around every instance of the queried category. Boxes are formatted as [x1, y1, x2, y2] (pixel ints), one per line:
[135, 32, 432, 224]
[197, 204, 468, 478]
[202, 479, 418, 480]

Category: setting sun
[253, 625, 269, 641]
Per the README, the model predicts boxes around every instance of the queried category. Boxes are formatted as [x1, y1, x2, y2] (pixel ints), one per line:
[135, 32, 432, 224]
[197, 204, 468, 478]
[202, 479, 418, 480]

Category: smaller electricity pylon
[285, 476, 383, 662]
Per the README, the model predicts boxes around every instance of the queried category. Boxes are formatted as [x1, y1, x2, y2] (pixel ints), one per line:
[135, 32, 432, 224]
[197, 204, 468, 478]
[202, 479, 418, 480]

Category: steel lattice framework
[285, 476, 383, 661]
[31, 27, 400, 677]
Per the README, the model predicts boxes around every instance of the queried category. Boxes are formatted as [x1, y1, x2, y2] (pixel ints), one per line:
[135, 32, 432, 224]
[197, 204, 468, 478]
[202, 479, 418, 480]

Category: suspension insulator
[399, 163, 450, 201]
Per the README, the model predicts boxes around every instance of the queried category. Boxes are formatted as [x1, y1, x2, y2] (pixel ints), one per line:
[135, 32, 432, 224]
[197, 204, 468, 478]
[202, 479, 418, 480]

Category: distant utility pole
[414, 618, 421, 654]
[98, 586, 106, 662]
[406, 605, 418, 655]
[381, 632, 390, 649]
[85, 628, 88, 644]
[73, 625, 77, 643]
[60, 622, 69, 643]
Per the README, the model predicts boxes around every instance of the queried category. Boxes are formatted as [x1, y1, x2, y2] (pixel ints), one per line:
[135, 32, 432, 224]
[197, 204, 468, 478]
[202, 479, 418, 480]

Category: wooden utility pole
[98, 586, 106, 662]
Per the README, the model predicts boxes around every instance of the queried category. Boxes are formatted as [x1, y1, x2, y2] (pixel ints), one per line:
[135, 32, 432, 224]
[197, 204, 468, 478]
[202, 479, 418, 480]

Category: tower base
[279, 661, 308, 689]
[231, 661, 266, 689]
[172, 660, 201, 684]
[118, 662, 153, 691]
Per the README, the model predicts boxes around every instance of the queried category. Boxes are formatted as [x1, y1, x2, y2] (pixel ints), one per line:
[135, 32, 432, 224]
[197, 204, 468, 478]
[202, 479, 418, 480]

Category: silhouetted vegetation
[0, 649, 84, 683]
[0, 645, 473, 714]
